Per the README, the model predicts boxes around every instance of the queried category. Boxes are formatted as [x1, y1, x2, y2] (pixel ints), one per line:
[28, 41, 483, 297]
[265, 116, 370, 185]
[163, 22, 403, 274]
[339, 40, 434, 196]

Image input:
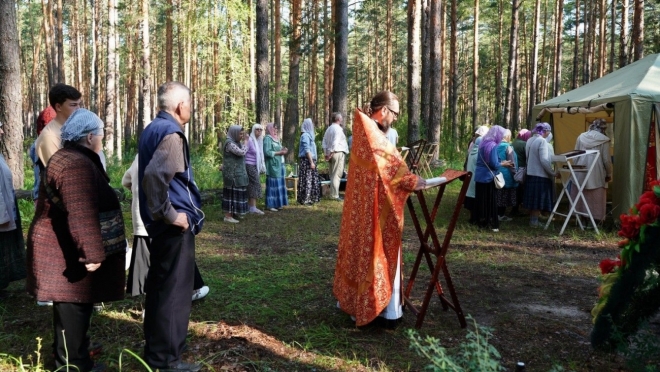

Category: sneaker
[37, 301, 53, 306]
[498, 215, 512, 222]
[224, 216, 239, 223]
[268, 208, 278, 212]
[93, 303, 103, 312]
[249, 208, 265, 215]
[192, 286, 209, 301]
[492, 228, 499, 232]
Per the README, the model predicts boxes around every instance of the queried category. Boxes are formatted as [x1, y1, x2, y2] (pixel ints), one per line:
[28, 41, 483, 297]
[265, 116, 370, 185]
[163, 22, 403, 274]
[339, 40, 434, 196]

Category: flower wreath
[590, 180, 660, 350]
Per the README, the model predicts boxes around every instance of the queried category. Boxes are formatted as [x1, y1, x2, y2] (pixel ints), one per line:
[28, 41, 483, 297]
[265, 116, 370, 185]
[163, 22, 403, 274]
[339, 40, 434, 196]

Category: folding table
[402, 168, 471, 329]
[546, 149, 600, 235]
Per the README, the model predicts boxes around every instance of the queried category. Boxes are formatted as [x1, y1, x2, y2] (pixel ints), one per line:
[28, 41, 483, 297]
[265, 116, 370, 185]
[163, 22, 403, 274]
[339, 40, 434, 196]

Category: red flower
[638, 203, 660, 225]
[637, 191, 659, 208]
[618, 214, 642, 239]
[599, 258, 622, 274]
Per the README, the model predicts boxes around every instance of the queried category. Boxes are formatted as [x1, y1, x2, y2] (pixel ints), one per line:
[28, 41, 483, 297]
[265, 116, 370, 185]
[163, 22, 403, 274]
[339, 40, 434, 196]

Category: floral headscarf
[534, 122, 552, 135]
[266, 122, 279, 141]
[589, 118, 608, 134]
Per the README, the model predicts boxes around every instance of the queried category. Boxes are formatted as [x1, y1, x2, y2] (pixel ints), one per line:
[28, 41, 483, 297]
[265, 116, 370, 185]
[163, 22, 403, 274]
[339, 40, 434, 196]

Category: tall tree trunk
[256, 0, 269, 124]
[428, 0, 443, 159]
[104, 0, 117, 158]
[41, 0, 54, 87]
[283, 0, 302, 163]
[332, 0, 348, 120]
[571, 0, 580, 89]
[92, 0, 101, 112]
[528, 0, 541, 126]
[598, 0, 606, 77]
[407, 0, 421, 143]
[420, 0, 430, 131]
[139, 0, 151, 134]
[0, 0, 24, 187]
[552, 0, 564, 97]
[449, 0, 457, 147]
[56, 0, 64, 82]
[609, 0, 616, 72]
[166, 0, 174, 81]
[631, 0, 643, 61]
[386, 0, 393, 91]
[582, 0, 592, 84]
[503, 0, 519, 127]
[471, 0, 479, 132]
[619, 0, 628, 67]
[309, 0, 319, 126]
[495, 0, 503, 125]
[274, 0, 283, 128]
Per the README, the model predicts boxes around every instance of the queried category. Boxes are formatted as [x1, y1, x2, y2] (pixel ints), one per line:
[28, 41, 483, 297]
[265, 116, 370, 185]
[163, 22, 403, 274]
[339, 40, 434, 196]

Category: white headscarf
[301, 118, 315, 138]
[250, 124, 266, 173]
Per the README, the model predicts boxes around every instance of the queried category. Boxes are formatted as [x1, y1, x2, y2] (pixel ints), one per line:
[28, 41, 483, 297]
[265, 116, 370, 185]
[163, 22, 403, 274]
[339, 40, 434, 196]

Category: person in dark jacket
[26, 109, 126, 372]
[138, 82, 204, 372]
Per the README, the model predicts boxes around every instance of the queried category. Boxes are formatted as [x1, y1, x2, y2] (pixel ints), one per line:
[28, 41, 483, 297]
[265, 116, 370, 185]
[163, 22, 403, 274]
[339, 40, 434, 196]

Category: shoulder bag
[480, 150, 505, 189]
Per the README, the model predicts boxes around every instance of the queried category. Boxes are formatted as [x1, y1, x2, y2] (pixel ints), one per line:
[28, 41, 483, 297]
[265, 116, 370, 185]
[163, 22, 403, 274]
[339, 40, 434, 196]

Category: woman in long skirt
[246, 124, 266, 214]
[297, 118, 321, 205]
[474, 126, 511, 232]
[263, 123, 289, 211]
[222, 125, 249, 223]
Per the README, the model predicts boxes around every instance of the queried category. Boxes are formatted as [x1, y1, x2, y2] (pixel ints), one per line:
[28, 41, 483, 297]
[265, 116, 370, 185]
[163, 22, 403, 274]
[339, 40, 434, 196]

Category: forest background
[0, 0, 658, 188]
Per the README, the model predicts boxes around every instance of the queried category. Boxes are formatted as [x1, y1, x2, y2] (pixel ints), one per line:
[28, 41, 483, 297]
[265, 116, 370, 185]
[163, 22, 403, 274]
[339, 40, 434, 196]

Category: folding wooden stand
[403, 169, 471, 329]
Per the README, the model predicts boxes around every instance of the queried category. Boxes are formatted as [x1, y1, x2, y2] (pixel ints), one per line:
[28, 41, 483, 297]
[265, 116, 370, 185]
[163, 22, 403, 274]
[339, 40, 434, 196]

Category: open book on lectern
[422, 177, 448, 190]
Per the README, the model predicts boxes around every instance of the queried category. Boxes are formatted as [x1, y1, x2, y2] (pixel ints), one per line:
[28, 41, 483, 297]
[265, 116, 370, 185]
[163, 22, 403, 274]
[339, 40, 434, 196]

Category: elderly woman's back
[26, 109, 125, 372]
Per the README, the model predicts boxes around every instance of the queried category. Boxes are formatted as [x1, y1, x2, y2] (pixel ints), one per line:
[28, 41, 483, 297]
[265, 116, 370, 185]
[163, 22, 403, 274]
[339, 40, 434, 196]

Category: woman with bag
[495, 129, 518, 221]
[26, 109, 125, 372]
[524, 122, 556, 227]
[474, 125, 512, 232]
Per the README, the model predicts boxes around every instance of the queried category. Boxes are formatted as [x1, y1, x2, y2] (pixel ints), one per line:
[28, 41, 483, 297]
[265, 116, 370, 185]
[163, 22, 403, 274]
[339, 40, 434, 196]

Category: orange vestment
[333, 109, 418, 326]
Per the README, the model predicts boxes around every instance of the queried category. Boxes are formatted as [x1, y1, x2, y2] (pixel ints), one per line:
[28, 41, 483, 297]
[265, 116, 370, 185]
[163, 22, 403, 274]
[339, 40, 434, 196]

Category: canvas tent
[532, 53, 660, 220]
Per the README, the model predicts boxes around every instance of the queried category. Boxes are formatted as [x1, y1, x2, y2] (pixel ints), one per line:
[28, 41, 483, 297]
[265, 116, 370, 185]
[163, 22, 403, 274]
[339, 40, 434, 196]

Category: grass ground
[0, 165, 648, 371]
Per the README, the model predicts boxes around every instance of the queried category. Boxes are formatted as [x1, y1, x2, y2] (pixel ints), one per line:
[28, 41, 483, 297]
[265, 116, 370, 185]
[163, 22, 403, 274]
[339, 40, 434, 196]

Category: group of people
[0, 80, 615, 370]
[464, 118, 612, 231]
[220, 113, 351, 222]
[0, 82, 207, 372]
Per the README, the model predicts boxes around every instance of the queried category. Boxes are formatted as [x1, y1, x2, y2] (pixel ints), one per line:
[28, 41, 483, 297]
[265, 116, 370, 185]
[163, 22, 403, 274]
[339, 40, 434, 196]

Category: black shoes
[150, 362, 202, 372]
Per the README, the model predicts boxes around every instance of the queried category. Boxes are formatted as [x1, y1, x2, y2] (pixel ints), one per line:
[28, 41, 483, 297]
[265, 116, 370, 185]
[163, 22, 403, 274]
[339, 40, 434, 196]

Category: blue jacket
[474, 146, 501, 183]
[298, 132, 317, 160]
[496, 142, 518, 188]
[138, 111, 204, 236]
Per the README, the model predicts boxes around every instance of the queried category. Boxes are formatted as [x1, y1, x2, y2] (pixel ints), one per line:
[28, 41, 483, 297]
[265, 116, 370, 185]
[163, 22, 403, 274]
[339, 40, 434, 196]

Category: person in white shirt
[322, 112, 349, 200]
[385, 127, 398, 146]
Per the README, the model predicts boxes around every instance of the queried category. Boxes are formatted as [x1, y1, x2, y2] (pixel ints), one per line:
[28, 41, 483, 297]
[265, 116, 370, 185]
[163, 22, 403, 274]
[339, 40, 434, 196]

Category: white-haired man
[322, 112, 349, 200]
[138, 82, 204, 372]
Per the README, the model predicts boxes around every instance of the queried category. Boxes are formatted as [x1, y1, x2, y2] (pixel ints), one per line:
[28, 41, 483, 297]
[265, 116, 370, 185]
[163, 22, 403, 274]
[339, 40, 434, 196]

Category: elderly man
[138, 82, 204, 372]
[322, 112, 349, 201]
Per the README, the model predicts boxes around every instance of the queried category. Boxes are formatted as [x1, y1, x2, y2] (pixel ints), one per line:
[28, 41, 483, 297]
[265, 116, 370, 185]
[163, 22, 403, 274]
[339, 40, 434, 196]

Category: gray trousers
[329, 152, 346, 199]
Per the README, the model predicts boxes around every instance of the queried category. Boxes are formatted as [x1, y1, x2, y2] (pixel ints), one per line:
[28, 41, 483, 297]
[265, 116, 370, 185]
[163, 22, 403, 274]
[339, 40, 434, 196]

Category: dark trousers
[53, 302, 94, 372]
[193, 262, 204, 290]
[143, 227, 195, 368]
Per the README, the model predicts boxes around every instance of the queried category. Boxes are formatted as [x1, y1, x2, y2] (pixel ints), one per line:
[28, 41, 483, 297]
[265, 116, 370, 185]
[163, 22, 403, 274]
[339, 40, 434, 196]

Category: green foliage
[408, 316, 505, 372]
